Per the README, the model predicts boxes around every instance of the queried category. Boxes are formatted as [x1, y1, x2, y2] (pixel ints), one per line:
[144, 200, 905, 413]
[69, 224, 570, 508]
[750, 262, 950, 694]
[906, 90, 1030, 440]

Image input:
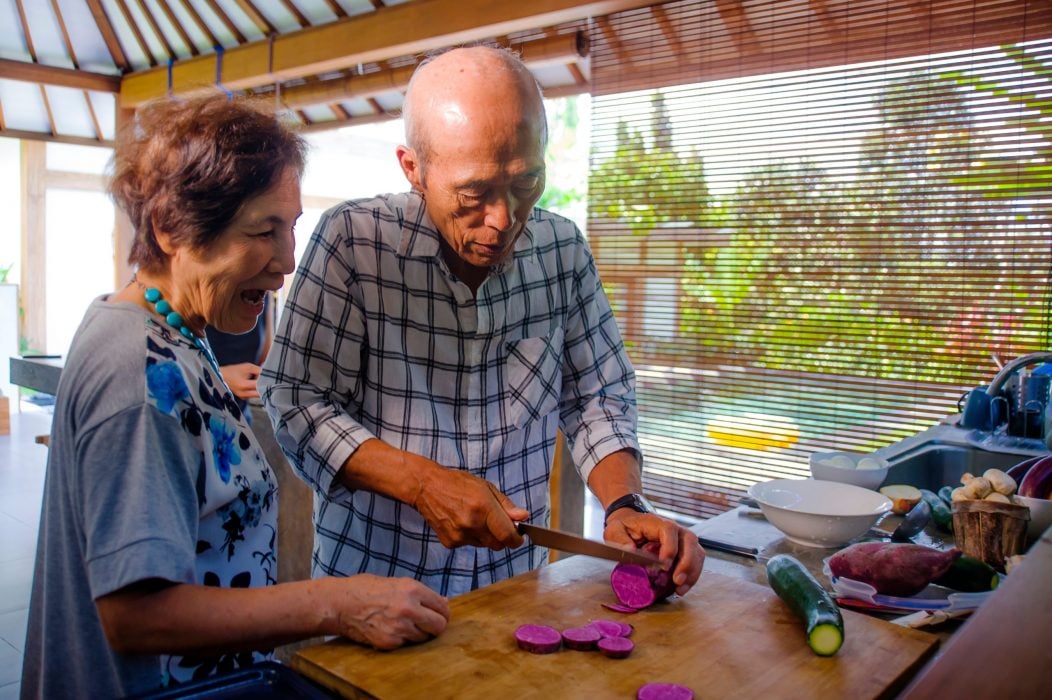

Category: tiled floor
[0, 401, 51, 700]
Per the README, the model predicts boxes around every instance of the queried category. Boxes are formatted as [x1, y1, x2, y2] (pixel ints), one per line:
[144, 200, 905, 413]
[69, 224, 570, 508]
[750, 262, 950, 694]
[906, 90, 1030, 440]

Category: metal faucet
[986, 352, 1052, 396]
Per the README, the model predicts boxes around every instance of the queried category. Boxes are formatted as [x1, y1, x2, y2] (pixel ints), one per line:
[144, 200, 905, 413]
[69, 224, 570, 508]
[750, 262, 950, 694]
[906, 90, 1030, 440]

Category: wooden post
[113, 105, 136, 287]
[19, 140, 46, 354]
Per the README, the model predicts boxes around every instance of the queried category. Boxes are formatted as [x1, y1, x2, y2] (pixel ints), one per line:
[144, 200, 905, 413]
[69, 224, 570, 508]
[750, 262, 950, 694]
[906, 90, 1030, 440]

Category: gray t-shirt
[21, 297, 279, 698]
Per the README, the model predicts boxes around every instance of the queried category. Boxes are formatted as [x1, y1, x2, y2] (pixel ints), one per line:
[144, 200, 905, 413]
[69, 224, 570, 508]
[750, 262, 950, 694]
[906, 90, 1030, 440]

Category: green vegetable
[937, 485, 954, 508]
[766, 554, 844, 656]
[933, 555, 1000, 592]
[919, 488, 953, 533]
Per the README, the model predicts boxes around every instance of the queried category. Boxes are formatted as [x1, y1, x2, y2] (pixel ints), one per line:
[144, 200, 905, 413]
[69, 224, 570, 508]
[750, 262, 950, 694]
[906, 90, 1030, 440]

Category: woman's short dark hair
[109, 92, 308, 271]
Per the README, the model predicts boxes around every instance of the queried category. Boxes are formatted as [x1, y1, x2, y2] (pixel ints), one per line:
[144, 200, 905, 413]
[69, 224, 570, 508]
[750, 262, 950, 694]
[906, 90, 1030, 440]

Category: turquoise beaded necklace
[134, 278, 221, 375]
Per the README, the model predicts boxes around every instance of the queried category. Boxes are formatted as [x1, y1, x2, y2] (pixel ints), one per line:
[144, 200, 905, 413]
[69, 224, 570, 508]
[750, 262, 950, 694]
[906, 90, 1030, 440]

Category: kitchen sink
[881, 443, 1025, 491]
[872, 416, 1046, 492]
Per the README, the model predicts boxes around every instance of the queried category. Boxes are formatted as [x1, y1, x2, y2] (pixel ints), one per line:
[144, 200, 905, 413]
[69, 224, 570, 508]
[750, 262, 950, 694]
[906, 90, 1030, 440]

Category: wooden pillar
[113, 105, 135, 287]
[19, 140, 46, 354]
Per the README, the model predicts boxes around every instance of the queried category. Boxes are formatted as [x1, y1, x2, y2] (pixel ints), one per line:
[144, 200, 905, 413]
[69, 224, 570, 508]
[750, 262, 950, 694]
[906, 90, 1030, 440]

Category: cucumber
[937, 485, 954, 508]
[933, 555, 1000, 592]
[766, 554, 844, 656]
[919, 488, 953, 533]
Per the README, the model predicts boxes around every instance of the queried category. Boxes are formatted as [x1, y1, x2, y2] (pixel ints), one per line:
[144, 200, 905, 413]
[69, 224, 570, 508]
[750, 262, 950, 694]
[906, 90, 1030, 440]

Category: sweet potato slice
[514, 624, 562, 654]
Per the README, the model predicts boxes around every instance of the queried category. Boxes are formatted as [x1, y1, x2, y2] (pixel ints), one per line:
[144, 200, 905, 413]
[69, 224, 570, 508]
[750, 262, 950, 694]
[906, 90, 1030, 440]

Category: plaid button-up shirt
[260, 191, 639, 596]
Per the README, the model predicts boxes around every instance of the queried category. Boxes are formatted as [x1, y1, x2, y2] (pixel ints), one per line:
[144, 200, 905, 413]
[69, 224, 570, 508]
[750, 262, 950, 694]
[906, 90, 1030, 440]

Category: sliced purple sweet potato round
[589, 619, 630, 638]
[601, 602, 640, 614]
[610, 564, 657, 609]
[514, 624, 562, 654]
[597, 636, 635, 659]
[561, 625, 602, 651]
[637, 683, 695, 700]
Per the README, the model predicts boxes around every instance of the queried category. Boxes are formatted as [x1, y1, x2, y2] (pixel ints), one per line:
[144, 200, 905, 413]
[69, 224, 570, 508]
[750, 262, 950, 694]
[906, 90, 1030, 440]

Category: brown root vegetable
[637, 683, 695, 700]
[828, 542, 961, 597]
[561, 625, 601, 651]
[597, 636, 635, 659]
[514, 624, 562, 654]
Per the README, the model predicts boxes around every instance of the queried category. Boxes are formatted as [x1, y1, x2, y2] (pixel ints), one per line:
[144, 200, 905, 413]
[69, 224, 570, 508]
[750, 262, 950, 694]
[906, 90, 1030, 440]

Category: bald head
[403, 46, 548, 171]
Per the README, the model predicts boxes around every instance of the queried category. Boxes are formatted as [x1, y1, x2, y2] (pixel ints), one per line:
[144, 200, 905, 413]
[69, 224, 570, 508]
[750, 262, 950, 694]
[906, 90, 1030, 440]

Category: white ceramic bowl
[1016, 495, 1052, 541]
[748, 478, 893, 548]
[809, 451, 890, 491]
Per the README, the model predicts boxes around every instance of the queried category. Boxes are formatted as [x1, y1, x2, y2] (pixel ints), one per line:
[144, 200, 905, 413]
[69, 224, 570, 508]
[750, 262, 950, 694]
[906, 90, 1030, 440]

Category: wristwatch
[603, 493, 655, 526]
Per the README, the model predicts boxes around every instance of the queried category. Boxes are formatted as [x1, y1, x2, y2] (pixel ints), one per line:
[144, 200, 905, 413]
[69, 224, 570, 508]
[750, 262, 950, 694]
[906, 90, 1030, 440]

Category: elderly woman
[21, 94, 449, 699]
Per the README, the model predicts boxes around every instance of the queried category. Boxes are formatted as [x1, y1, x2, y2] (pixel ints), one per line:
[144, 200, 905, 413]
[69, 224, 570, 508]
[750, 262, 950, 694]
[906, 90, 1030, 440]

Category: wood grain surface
[293, 557, 939, 699]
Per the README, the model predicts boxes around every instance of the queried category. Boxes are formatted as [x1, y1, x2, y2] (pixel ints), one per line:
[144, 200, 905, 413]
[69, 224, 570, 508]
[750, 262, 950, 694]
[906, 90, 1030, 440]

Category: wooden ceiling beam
[271, 30, 586, 110]
[202, 0, 247, 44]
[114, 0, 158, 67]
[0, 59, 121, 92]
[86, 0, 130, 70]
[119, 0, 661, 107]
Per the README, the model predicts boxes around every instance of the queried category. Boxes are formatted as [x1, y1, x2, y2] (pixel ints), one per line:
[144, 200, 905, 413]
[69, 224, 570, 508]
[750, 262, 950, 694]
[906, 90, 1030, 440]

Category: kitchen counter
[9, 355, 63, 395]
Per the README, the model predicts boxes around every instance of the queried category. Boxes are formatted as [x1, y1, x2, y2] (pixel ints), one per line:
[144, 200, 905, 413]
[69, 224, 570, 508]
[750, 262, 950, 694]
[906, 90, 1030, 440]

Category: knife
[516, 522, 662, 566]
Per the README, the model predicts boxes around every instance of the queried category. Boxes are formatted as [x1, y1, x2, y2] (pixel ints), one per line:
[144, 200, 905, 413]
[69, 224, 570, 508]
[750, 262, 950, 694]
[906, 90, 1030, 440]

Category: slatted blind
[587, 0, 1052, 519]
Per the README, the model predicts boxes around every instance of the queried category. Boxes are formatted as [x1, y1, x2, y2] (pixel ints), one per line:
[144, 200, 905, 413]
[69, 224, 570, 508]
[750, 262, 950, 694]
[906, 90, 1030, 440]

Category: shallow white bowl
[809, 451, 890, 491]
[748, 478, 893, 548]
[1016, 495, 1052, 541]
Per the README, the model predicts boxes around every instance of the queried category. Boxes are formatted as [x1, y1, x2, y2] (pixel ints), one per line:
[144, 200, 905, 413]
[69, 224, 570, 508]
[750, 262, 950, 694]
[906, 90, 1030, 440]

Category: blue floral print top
[143, 319, 279, 685]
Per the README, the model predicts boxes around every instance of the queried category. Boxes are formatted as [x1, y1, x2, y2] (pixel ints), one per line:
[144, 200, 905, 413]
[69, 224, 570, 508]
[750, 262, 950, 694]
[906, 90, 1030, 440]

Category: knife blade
[516, 522, 662, 566]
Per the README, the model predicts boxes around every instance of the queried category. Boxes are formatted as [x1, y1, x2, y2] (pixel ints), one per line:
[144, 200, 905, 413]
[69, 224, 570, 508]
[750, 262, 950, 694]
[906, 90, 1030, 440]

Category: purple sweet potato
[611, 561, 675, 610]
[637, 683, 694, 700]
[828, 542, 961, 597]
[514, 624, 562, 654]
[597, 636, 635, 659]
[602, 602, 641, 614]
[589, 619, 630, 639]
[561, 625, 601, 651]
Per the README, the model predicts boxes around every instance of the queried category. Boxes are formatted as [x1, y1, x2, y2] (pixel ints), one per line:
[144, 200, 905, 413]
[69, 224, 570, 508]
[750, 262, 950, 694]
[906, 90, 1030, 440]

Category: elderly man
[261, 45, 704, 597]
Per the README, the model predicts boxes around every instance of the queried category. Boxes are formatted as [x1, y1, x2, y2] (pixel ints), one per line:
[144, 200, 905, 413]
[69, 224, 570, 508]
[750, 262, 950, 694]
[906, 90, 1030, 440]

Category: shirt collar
[397, 190, 537, 270]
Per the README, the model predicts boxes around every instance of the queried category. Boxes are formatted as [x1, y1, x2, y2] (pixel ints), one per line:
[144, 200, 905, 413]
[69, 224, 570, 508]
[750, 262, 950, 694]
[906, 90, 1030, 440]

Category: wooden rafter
[367, 1, 386, 9]
[114, 0, 158, 67]
[155, 1, 199, 56]
[14, 0, 58, 137]
[595, 15, 629, 68]
[567, 62, 586, 85]
[651, 4, 685, 58]
[120, 0, 659, 106]
[322, 0, 347, 19]
[278, 0, 309, 28]
[178, 0, 221, 49]
[86, 0, 130, 71]
[329, 102, 351, 120]
[134, 0, 177, 59]
[49, 0, 103, 141]
[232, 0, 277, 36]
[808, 0, 845, 37]
[202, 0, 247, 44]
[715, 0, 763, 56]
[366, 97, 384, 114]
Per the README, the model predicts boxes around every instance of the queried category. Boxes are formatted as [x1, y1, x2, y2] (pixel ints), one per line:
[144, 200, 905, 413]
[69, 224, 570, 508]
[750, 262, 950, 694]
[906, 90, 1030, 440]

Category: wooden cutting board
[293, 557, 938, 699]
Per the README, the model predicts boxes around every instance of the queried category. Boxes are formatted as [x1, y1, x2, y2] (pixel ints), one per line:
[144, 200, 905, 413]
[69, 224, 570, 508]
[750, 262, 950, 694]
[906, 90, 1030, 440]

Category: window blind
[587, 0, 1052, 519]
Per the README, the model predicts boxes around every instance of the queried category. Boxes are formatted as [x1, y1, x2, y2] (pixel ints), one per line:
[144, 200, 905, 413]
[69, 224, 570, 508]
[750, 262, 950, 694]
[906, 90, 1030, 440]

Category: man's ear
[396, 145, 422, 191]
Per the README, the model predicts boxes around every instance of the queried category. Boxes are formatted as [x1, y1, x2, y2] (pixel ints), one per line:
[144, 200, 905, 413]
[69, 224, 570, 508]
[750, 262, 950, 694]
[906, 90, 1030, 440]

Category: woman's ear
[396, 145, 422, 191]
[150, 214, 178, 256]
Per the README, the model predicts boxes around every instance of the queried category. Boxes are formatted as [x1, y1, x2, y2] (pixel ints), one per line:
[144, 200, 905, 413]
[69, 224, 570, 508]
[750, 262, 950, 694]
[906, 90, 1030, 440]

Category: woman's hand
[323, 575, 450, 650]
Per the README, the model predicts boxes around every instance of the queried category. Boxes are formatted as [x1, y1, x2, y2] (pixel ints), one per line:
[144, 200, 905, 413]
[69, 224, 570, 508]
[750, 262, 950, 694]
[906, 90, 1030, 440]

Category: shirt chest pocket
[503, 327, 565, 431]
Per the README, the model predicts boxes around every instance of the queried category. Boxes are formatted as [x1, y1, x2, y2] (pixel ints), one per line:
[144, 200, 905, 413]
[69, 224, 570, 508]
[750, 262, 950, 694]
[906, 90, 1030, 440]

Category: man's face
[399, 114, 546, 273]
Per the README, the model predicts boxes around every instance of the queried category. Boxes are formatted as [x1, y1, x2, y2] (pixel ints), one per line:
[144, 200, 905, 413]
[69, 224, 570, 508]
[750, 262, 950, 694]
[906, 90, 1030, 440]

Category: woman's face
[167, 167, 301, 335]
